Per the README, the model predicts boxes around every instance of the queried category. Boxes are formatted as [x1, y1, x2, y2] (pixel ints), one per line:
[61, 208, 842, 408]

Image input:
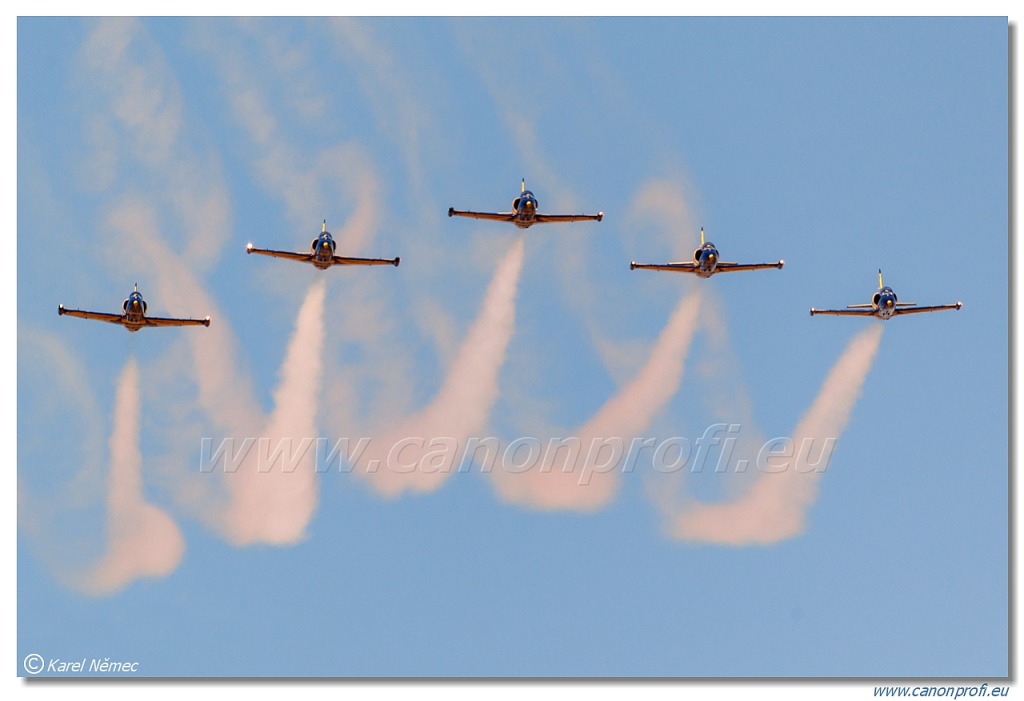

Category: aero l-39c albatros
[448, 179, 603, 229]
[810, 270, 962, 320]
[58, 284, 211, 332]
[247, 221, 400, 270]
[630, 227, 785, 278]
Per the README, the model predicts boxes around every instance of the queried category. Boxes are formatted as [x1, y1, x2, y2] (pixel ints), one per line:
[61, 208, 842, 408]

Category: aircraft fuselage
[693, 242, 721, 278]
[310, 232, 339, 269]
[872, 286, 899, 320]
[511, 190, 540, 228]
[120, 290, 149, 332]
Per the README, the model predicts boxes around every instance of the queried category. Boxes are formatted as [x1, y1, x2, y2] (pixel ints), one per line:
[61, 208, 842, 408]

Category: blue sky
[14, 14, 1008, 686]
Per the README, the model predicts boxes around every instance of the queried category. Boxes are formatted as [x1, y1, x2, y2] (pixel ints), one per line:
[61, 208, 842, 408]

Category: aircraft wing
[713, 261, 785, 273]
[144, 315, 211, 328]
[448, 208, 516, 223]
[57, 306, 126, 326]
[809, 307, 878, 317]
[331, 255, 400, 267]
[533, 212, 604, 224]
[892, 302, 963, 316]
[246, 245, 315, 264]
[629, 261, 699, 273]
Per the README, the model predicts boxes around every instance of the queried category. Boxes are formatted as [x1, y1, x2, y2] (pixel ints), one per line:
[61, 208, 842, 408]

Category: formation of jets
[58, 221, 400, 332]
[626, 227, 959, 320]
[57, 180, 962, 332]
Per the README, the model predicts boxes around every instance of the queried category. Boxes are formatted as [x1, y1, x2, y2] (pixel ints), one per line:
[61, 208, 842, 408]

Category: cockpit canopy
[872, 287, 897, 307]
[513, 191, 537, 212]
[123, 292, 147, 314]
[693, 242, 717, 264]
[313, 232, 336, 252]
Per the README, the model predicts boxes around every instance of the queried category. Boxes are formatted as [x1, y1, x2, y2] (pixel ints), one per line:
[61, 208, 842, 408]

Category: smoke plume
[349, 237, 524, 496]
[664, 323, 884, 544]
[490, 290, 702, 510]
[78, 358, 185, 594]
[217, 280, 326, 545]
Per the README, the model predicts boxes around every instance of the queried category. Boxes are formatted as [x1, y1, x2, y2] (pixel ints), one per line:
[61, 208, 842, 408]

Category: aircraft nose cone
[886, 299, 893, 307]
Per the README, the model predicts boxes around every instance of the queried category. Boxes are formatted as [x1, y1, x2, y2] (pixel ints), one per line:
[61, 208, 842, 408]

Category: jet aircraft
[630, 228, 784, 278]
[58, 284, 211, 332]
[809, 270, 962, 319]
[247, 221, 400, 270]
[448, 179, 603, 229]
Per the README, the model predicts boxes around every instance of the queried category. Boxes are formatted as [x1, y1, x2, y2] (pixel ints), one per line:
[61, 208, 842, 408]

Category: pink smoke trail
[79, 358, 185, 594]
[353, 237, 525, 497]
[217, 280, 326, 545]
[665, 323, 884, 544]
[490, 289, 702, 511]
